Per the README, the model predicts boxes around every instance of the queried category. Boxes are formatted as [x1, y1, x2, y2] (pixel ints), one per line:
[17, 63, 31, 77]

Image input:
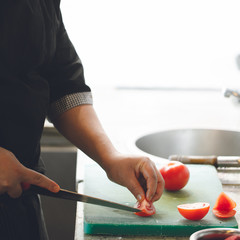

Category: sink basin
[135, 129, 240, 159]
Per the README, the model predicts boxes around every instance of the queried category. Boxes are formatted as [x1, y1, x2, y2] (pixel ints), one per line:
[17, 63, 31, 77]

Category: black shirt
[0, 0, 92, 172]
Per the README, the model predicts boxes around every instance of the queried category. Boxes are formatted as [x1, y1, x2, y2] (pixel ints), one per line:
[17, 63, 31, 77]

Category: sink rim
[134, 128, 240, 162]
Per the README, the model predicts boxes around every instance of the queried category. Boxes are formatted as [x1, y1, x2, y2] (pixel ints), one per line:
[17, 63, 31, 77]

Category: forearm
[52, 104, 119, 170]
[52, 104, 164, 202]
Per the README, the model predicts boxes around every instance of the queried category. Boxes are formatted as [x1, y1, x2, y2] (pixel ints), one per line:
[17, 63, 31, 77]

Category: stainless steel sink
[135, 129, 240, 159]
[136, 128, 240, 203]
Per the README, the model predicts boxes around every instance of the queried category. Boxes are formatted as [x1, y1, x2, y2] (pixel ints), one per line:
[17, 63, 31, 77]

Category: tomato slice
[134, 199, 156, 217]
[177, 202, 210, 221]
[212, 209, 236, 218]
[213, 192, 236, 219]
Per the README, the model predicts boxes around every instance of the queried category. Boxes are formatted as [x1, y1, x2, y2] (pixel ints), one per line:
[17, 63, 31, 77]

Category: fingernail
[52, 185, 60, 192]
[137, 194, 142, 202]
[146, 193, 152, 202]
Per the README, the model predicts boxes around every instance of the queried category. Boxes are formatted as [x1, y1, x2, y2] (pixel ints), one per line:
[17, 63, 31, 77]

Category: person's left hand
[104, 154, 164, 203]
[52, 105, 164, 202]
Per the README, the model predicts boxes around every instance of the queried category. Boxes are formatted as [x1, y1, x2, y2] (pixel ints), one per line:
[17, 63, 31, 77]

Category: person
[0, 0, 164, 239]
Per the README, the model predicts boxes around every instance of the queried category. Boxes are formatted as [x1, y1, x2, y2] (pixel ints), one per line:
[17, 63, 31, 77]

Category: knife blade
[28, 185, 141, 213]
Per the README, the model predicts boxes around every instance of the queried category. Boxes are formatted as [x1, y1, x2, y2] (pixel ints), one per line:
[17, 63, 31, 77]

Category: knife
[32, 185, 141, 212]
[0, 185, 141, 213]
[169, 155, 240, 168]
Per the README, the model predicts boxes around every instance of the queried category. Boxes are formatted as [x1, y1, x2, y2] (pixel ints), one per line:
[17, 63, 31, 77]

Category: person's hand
[104, 153, 164, 203]
[51, 105, 164, 202]
[0, 147, 60, 198]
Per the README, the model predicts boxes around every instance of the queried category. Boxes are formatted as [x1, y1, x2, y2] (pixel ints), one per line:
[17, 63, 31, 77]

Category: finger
[21, 168, 60, 193]
[126, 177, 146, 202]
[140, 162, 158, 202]
[7, 183, 23, 199]
[151, 172, 165, 202]
[146, 174, 158, 202]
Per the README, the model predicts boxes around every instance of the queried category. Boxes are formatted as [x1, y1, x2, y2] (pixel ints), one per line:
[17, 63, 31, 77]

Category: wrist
[98, 151, 123, 173]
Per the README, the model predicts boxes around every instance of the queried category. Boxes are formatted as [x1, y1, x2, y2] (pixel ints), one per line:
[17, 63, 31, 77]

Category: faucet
[223, 88, 240, 102]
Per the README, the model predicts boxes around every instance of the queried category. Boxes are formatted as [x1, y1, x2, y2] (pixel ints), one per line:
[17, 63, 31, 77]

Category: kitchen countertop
[59, 86, 240, 240]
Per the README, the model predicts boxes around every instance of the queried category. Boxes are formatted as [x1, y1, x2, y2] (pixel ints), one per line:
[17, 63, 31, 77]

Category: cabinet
[40, 127, 77, 240]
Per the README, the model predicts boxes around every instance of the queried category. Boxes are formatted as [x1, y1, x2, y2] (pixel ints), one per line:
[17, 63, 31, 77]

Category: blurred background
[61, 0, 240, 90]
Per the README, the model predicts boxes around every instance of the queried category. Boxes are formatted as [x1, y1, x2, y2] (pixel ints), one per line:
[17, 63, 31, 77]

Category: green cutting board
[83, 163, 238, 236]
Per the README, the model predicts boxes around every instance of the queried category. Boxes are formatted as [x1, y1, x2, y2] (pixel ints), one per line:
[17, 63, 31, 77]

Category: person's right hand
[0, 147, 60, 198]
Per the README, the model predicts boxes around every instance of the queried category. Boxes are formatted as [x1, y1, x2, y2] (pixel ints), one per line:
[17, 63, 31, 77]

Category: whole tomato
[159, 161, 190, 191]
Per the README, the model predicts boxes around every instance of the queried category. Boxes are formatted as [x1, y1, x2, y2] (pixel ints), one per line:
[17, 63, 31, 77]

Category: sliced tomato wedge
[212, 208, 236, 218]
[213, 192, 236, 210]
[134, 199, 156, 217]
[213, 192, 237, 219]
[177, 202, 210, 221]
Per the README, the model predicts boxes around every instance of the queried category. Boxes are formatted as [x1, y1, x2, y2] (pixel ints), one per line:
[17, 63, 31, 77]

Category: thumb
[21, 167, 60, 193]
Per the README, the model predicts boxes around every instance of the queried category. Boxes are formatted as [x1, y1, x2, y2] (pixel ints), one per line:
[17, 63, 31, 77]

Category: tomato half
[159, 161, 190, 191]
[134, 199, 156, 217]
[177, 202, 210, 221]
[213, 192, 236, 219]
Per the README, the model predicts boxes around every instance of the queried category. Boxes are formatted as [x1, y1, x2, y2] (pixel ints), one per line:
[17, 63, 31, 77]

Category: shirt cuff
[47, 91, 93, 122]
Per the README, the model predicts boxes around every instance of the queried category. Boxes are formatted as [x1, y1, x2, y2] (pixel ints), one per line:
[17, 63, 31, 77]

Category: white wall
[61, 0, 240, 89]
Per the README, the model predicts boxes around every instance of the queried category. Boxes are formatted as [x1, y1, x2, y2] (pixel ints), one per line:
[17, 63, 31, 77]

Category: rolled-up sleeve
[47, 91, 93, 121]
[46, 6, 92, 122]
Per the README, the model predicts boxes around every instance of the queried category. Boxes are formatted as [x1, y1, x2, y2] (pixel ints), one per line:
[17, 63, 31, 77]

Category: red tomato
[225, 235, 240, 240]
[134, 199, 156, 217]
[213, 192, 236, 210]
[177, 202, 210, 221]
[213, 192, 237, 219]
[212, 209, 236, 218]
[159, 161, 190, 191]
